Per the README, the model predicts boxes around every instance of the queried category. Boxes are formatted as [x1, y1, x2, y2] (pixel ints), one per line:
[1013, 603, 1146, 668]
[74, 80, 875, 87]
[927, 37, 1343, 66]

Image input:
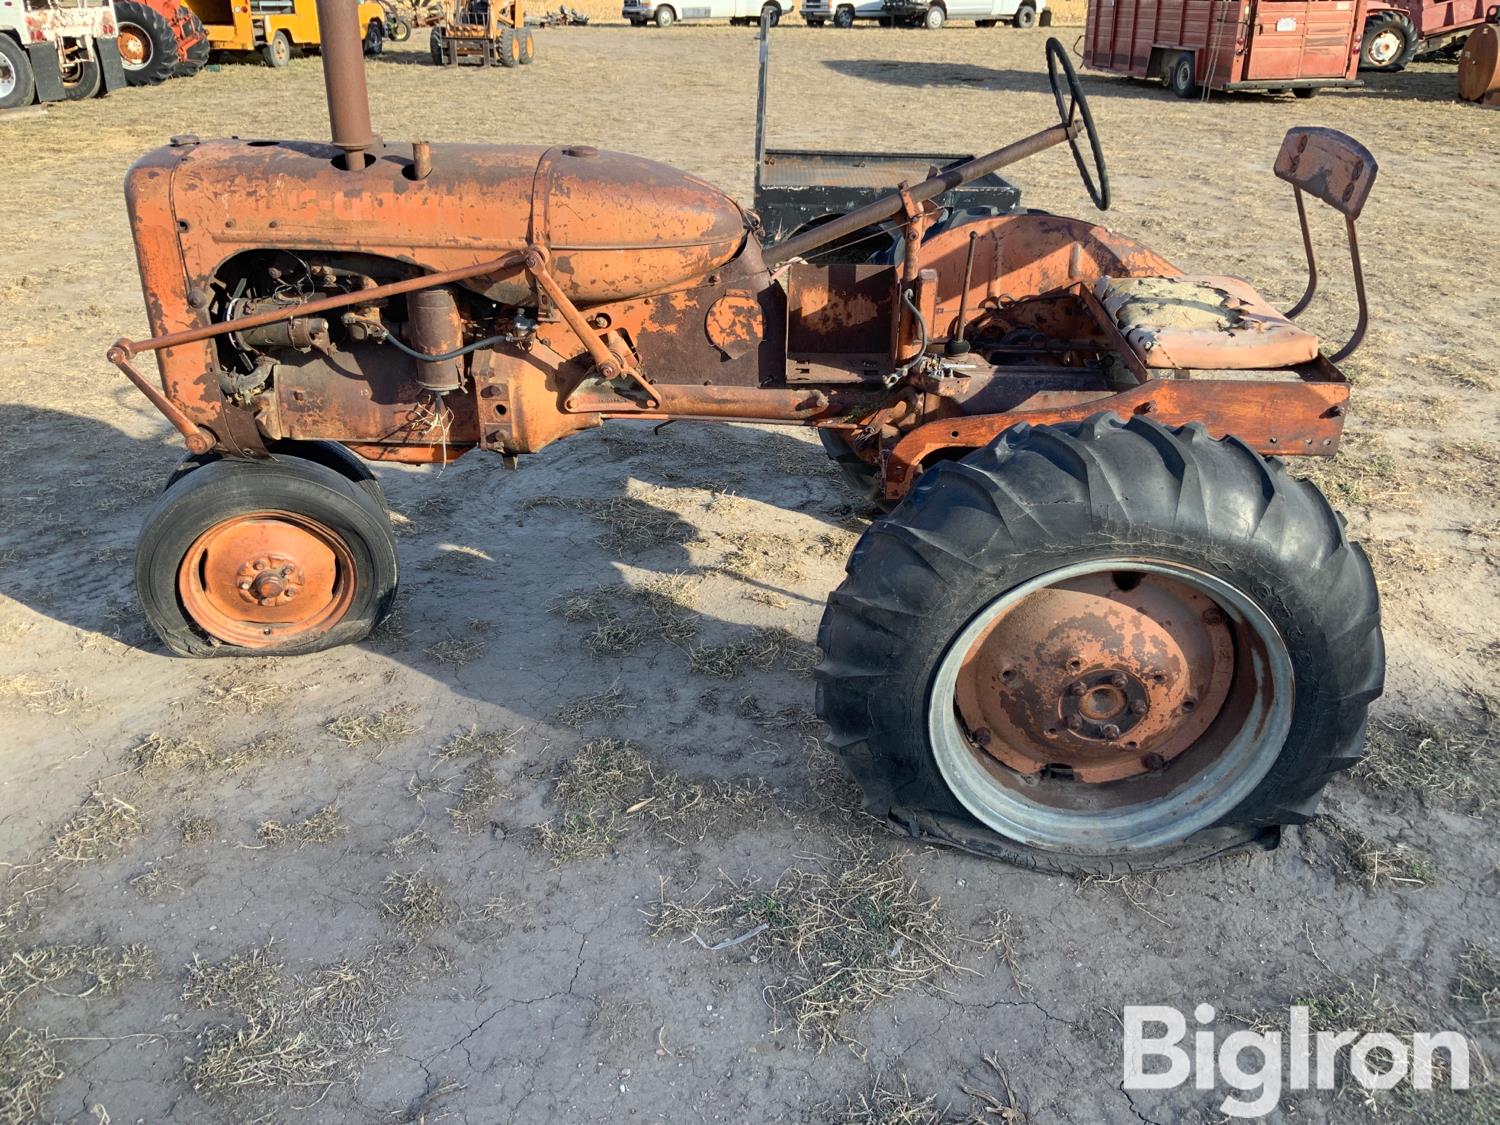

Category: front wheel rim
[177, 510, 356, 647]
[928, 559, 1294, 854]
[0, 59, 15, 98]
[119, 25, 152, 68]
[1369, 29, 1401, 64]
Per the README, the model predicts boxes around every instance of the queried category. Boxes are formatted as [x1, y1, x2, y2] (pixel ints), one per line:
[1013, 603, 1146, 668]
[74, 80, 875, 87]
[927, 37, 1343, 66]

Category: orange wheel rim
[177, 510, 356, 648]
[119, 26, 150, 66]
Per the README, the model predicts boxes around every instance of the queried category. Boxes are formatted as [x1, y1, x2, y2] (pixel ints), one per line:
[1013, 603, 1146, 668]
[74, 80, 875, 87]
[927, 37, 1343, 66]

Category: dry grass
[1454, 943, 1500, 1020]
[0, 942, 154, 1021]
[437, 726, 517, 762]
[1317, 819, 1439, 891]
[384, 827, 438, 860]
[49, 792, 144, 865]
[184, 942, 406, 1107]
[131, 733, 211, 774]
[380, 872, 450, 937]
[200, 663, 283, 714]
[828, 1057, 1027, 1125]
[552, 573, 702, 656]
[535, 738, 775, 862]
[130, 866, 183, 899]
[448, 761, 509, 835]
[0, 673, 88, 716]
[522, 493, 697, 552]
[1294, 434, 1416, 511]
[1356, 715, 1499, 812]
[326, 704, 420, 749]
[258, 805, 349, 848]
[736, 697, 823, 732]
[716, 530, 805, 582]
[689, 626, 819, 679]
[554, 684, 632, 727]
[651, 842, 964, 1050]
[180, 815, 218, 845]
[423, 635, 487, 667]
[0, 1026, 63, 1125]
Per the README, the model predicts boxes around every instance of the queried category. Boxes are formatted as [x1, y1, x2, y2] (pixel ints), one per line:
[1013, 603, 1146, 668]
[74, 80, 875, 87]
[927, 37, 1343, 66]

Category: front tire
[816, 416, 1383, 872]
[263, 30, 292, 67]
[654, 5, 675, 26]
[0, 34, 35, 109]
[923, 4, 945, 28]
[363, 19, 385, 55]
[1011, 2, 1035, 28]
[833, 5, 854, 25]
[761, 3, 781, 25]
[137, 457, 399, 657]
[390, 16, 413, 40]
[115, 0, 179, 86]
[1360, 11, 1417, 71]
[429, 27, 446, 63]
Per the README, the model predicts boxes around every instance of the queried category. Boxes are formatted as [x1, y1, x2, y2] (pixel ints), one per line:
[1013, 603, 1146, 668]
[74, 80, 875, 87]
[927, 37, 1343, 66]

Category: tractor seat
[1093, 275, 1321, 371]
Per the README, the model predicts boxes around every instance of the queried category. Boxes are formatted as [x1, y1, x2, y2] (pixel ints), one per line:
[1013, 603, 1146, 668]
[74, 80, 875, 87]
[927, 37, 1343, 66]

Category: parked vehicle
[430, 0, 533, 65]
[1359, 0, 1491, 69]
[881, 0, 1044, 29]
[111, 7, 1387, 872]
[0, 0, 126, 108]
[184, 0, 389, 66]
[623, 0, 795, 26]
[115, 0, 209, 85]
[1084, 0, 1366, 98]
[801, 0, 882, 25]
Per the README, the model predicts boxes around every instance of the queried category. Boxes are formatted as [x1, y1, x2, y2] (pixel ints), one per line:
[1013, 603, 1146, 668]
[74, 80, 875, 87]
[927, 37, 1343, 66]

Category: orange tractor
[114, 0, 209, 85]
[112, 6, 1384, 871]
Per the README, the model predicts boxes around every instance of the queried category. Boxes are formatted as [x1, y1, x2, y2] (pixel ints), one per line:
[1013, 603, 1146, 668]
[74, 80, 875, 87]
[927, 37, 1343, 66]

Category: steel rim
[118, 23, 152, 68]
[177, 510, 356, 647]
[928, 559, 1294, 854]
[1369, 29, 1402, 64]
[0, 58, 14, 99]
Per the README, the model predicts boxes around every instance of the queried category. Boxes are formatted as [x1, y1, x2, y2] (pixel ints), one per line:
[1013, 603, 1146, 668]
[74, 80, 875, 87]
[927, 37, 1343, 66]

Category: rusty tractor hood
[132, 138, 752, 305]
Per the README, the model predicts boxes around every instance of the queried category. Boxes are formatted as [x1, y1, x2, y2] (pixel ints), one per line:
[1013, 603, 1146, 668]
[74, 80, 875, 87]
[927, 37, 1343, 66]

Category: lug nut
[1142, 752, 1166, 771]
[1130, 699, 1148, 715]
[1101, 723, 1121, 740]
[1109, 673, 1127, 689]
[1069, 681, 1087, 696]
[1065, 715, 1084, 732]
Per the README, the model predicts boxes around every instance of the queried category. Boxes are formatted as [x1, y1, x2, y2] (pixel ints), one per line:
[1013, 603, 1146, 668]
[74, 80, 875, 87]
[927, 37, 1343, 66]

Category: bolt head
[1069, 681, 1087, 696]
[1142, 752, 1166, 771]
[1109, 673, 1128, 689]
[1130, 699, 1148, 715]
[1065, 715, 1084, 732]
[1101, 723, 1121, 740]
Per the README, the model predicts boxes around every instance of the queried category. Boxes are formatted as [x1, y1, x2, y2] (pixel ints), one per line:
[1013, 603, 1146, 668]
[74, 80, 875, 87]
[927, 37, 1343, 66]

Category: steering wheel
[1045, 38, 1110, 212]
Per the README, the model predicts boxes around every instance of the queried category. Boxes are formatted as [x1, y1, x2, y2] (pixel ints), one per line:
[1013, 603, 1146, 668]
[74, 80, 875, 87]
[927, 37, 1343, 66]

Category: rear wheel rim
[928, 558, 1294, 853]
[119, 24, 152, 68]
[177, 510, 356, 648]
[1369, 28, 1402, 64]
[0, 59, 15, 99]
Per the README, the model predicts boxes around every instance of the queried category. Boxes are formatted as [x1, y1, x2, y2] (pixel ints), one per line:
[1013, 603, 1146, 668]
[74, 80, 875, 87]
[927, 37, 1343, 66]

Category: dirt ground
[1, 24, 1498, 1125]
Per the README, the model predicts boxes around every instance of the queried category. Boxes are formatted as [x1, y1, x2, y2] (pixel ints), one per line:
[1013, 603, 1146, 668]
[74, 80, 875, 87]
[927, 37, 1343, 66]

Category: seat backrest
[1273, 127, 1378, 220]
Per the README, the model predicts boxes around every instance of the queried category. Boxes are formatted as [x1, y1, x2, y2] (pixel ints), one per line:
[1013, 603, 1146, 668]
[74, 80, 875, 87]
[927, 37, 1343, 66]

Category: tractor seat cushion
[1093, 275, 1321, 370]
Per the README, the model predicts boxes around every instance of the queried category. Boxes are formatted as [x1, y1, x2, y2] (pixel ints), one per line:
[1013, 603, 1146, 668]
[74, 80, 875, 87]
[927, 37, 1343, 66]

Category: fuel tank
[131, 139, 752, 305]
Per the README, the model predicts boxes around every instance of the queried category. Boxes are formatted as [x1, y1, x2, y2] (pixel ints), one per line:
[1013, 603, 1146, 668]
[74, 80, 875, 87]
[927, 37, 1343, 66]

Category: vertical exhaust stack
[314, 0, 375, 168]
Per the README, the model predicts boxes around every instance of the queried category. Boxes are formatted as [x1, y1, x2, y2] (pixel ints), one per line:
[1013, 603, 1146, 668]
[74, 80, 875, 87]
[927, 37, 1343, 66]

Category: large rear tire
[1360, 11, 1417, 71]
[60, 53, 101, 99]
[816, 415, 1383, 873]
[115, 0, 179, 86]
[137, 457, 398, 657]
[177, 8, 211, 76]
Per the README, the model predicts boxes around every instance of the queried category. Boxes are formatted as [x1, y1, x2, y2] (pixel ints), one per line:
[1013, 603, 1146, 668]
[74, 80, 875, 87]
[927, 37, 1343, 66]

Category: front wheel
[654, 5, 675, 26]
[761, 3, 781, 24]
[263, 30, 292, 67]
[136, 457, 399, 657]
[363, 19, 385, 55]
[923, 4, 945, 28]
[0, 34, 36, 109]
[390, 16, 413, 40]
[833, 5, 854, 25]
[816, 415, 1383, 872]
[429, 27, 446, 63]
[1011, 1, 1035, 28]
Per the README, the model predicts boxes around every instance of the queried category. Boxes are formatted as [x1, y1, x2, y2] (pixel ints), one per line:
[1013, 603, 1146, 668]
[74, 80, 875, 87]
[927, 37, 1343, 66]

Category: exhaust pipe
[314, 0, 375, 168]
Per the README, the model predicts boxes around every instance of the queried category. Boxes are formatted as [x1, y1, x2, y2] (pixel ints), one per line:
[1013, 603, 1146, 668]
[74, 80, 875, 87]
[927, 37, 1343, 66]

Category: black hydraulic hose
[371, 325, 518, 363]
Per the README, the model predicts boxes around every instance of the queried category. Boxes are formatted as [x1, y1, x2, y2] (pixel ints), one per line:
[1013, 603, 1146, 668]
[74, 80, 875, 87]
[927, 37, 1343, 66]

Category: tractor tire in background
[429, 27, 446, 63]
[177, 7, 210, 76]
[390, 16, 413, 40]
[1011, 1, 1036, 27]
[115, 0, 179, 86]
[1361, 11, 1417, 70]
[816, 415, 1383, 874]
[363, 19, 385, 55]
[263, 30, 292, 67]
[136, 456, 399, 658]
[0, 34, 35, 108]
[517, 27, 535, 63]
[497, 27, 521, 65]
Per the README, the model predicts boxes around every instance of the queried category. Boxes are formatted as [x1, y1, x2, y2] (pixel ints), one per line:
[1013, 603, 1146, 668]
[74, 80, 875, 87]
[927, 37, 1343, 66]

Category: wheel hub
[178, 511, 354, 647]
[954, 572, 1235, 783]
[118, 26, 150, 67]
[1370, 30, 1401, 64]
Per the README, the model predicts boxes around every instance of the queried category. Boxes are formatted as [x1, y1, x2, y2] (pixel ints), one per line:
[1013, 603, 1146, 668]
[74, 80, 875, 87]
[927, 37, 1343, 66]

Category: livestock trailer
[1084, 0, 1367, 97]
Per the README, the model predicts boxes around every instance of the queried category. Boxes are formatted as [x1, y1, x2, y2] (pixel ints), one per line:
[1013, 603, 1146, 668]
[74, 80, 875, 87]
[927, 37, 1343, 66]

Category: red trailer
[1084, 0, 1368, 97]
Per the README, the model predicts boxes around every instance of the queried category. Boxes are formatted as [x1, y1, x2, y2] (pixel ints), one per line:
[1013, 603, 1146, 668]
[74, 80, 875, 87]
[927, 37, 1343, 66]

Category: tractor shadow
[0, 400, 863, 756]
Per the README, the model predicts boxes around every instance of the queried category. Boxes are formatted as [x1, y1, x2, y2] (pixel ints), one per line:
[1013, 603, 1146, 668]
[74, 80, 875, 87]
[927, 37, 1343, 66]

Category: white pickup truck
[803, 0, 1044, 27]
[623, 0, 797, 26]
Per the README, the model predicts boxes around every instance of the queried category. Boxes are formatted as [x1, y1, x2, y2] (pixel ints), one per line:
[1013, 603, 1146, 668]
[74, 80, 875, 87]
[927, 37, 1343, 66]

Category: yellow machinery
[429, 0, 533, 66]
[186, 0, 390, 66]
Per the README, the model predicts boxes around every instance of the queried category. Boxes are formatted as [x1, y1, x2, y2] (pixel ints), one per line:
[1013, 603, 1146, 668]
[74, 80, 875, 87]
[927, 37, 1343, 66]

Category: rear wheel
[429, 27, 446, 62]
[654, 5, 675, 26]
[0, 35, 35, 109]
[115, 0, 179, 86]
[517, 27, 535, 63]
[363, 19, 385, 55]
[263, 30, 292, 67]
[137, 457, 398, 657]
[816, 415, 1383, 872]
[59, 48, 102, 99]
[761, 2, 781, 24]
[1011, 1, 1035, 28]
[497, 27, 521, 65]
[833, 5, 854, 25]
[1169, 51, 1197, 97]
[390, 16, 413, 40]
[1361, 11, 1417, 70]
